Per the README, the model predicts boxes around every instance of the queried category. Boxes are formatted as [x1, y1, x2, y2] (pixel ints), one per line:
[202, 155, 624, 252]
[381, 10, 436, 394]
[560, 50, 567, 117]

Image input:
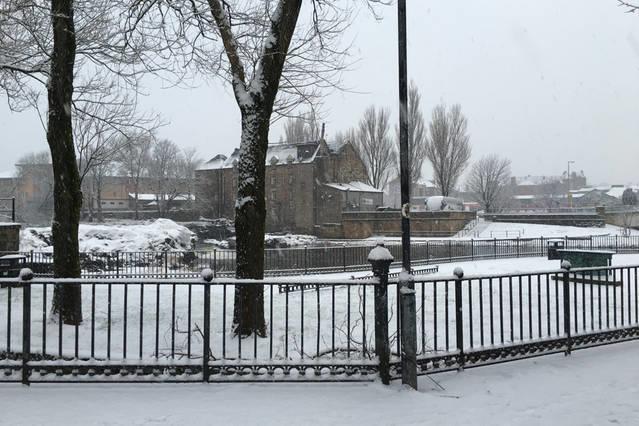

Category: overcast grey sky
[1, 0, 638, 185]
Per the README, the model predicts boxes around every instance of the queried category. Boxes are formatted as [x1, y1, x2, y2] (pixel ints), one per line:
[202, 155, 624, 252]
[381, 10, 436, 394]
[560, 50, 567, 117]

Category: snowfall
[1, 340, 638, 425]
[4, 220, 639, 425]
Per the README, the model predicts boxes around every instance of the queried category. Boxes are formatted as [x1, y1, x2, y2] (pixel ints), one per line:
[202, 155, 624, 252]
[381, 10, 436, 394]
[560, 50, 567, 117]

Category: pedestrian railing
[6, 234, 639, 280]
[2, 246, 639, 385]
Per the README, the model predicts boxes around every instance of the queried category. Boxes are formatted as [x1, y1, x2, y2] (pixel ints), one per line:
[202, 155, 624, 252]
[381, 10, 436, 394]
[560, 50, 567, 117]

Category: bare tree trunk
[134, 177, 140, 220]
[96, 182, 104, 222]
[48, 0, 82, 325]
[232, 110, 269, 337]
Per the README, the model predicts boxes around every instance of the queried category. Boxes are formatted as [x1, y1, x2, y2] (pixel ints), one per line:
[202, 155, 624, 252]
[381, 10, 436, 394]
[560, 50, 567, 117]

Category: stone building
[196, 139, 383, 233]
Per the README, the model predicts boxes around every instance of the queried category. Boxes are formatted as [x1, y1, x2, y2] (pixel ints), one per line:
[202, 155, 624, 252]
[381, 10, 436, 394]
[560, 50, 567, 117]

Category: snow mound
[264, 233, 317, 248]
[21, 219, 196, 253]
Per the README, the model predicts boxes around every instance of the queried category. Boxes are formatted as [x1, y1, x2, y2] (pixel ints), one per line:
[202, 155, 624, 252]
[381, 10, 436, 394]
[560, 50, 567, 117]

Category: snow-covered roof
[198, 141, 322, 171]
[0, 171, 14, 179]
[514, 195, 536, 200]
[129, 193, 195, 201]
[324, 182, 383, 193]
[514, 175, 562, 186]
[326, 139, 348, 153]
[606, 186, 626, 199]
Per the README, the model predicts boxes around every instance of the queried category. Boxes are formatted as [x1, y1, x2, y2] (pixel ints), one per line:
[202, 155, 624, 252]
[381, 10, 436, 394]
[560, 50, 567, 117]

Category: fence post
[494, 238, 497, 259]
[516, 237, 520, 258]
[562, 260, 572, 355]
[471, 239, 474, 261]
[164, 251, 168, 278]
[116, 251, 120, 278]
[399, 268, 417, 390]
[343, 244, 347, 272]
[448, 240, 452, 262]
[426, 240, 430, 263]
[368, 243, 393, 385]
[304, 245, 308, 275]
[454, 267, 465, 370]
[201, 269, 212, 382]
[213, 249, 217, 278]
[615, 235, 619, 253]
[540, 236, 544, 256]
[20, 268, 33, 386]
[11, 197, 15, 222]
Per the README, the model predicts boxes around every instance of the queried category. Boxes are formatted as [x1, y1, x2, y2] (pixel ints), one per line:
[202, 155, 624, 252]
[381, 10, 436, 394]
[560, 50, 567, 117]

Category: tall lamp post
[397, 0, 417, 390]
[567, 160, 575, 208]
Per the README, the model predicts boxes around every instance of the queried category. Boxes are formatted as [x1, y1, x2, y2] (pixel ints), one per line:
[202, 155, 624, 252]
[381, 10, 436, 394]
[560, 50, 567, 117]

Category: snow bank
[20, 219, 196, 253]
[264, 233, 317, 248]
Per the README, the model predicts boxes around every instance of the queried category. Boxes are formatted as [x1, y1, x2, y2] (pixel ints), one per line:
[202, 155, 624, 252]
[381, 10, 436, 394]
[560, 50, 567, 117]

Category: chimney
[321, 123, 326, 140]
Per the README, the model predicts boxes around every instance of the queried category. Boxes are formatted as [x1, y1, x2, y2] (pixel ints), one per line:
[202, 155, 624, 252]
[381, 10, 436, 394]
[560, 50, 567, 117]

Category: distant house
[195, 139, 380, 233]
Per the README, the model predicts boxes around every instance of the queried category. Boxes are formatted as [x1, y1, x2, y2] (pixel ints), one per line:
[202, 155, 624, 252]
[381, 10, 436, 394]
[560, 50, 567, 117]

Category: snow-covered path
[3, 340, 639, 425]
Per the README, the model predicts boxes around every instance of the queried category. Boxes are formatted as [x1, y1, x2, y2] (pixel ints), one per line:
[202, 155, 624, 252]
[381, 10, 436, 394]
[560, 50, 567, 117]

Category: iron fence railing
[5, 234, 639, 279]
[0, 273, 390, 383]
[2, 262, 639, 384]
[409, 263, 639, 374]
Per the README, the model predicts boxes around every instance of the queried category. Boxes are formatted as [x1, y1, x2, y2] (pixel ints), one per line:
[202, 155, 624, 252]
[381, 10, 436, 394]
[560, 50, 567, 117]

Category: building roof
[324, 181, 383, 193]
[198, 141, 324, 171]
[129, 193, 195, 201]
[0, 171, 14, 179]
[513, 175, 562, 186]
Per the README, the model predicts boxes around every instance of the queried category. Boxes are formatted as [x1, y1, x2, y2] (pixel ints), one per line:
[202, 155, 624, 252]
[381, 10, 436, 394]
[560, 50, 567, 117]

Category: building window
[271, 191, 276, 200]
[288, 175, 294, 185]
[270, 176, 276, 185]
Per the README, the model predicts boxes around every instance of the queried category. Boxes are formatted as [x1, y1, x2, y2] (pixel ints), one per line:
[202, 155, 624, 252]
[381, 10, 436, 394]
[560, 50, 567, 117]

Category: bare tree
[466, 155, 512, 213]
[178, 147, 203, 209]
[116, 133, 153, 220]
[0, 0, 178, 324]
[148, 139, 183, 216]
[353, 105, 396, 189]
[121, 0, 387, 335]
[622, 188, 637, 206]
[618, 1, 639, 13]
[283, 110, 321, 142]
[395, 80, 427, 190]
[425, 104, 472, 197]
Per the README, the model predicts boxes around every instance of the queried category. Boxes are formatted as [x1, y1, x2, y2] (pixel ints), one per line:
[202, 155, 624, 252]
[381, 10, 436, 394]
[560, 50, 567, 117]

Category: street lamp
[567, 160, 575, 208]
[396, 0, 417, 390]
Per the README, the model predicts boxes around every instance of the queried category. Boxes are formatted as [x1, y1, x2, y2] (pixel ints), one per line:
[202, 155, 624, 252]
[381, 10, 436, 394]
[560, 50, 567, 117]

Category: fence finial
[561, 260, 572, 271]
[453, 267, 464, 279]
[201, 268, 214, 282]
[19, 268, 33, 281]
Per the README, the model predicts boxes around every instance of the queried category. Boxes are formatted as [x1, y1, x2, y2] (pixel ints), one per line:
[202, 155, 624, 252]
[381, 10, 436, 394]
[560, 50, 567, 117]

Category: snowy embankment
[20, 219, 196, 253]
[3, 340, 639, 425]
[469, 220, 638, 239]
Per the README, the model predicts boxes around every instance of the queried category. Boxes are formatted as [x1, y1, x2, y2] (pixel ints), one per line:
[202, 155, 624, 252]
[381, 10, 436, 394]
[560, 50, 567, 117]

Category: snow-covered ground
[2, 340, 639, 425]
[3, 254, 639, 366]
[468, 220, 638, 239]
[20, 219, 196, 253]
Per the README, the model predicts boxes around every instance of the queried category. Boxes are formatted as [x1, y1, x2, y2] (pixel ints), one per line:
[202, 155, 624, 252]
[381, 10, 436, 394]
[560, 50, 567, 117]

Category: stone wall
[0, 223, 20, 252]
[341, 211, 476, 239]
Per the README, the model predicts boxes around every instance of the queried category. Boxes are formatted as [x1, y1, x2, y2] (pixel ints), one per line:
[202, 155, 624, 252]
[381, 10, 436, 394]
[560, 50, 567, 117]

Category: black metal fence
[8, 234, 639, 279]
[2, 259, 639, 384]
[0, 198, 15, 222]
[410, 263, 639, 374]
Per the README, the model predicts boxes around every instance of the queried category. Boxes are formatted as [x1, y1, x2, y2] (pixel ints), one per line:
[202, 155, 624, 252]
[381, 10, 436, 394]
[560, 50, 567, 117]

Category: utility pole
[397, 0, 417, 390]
